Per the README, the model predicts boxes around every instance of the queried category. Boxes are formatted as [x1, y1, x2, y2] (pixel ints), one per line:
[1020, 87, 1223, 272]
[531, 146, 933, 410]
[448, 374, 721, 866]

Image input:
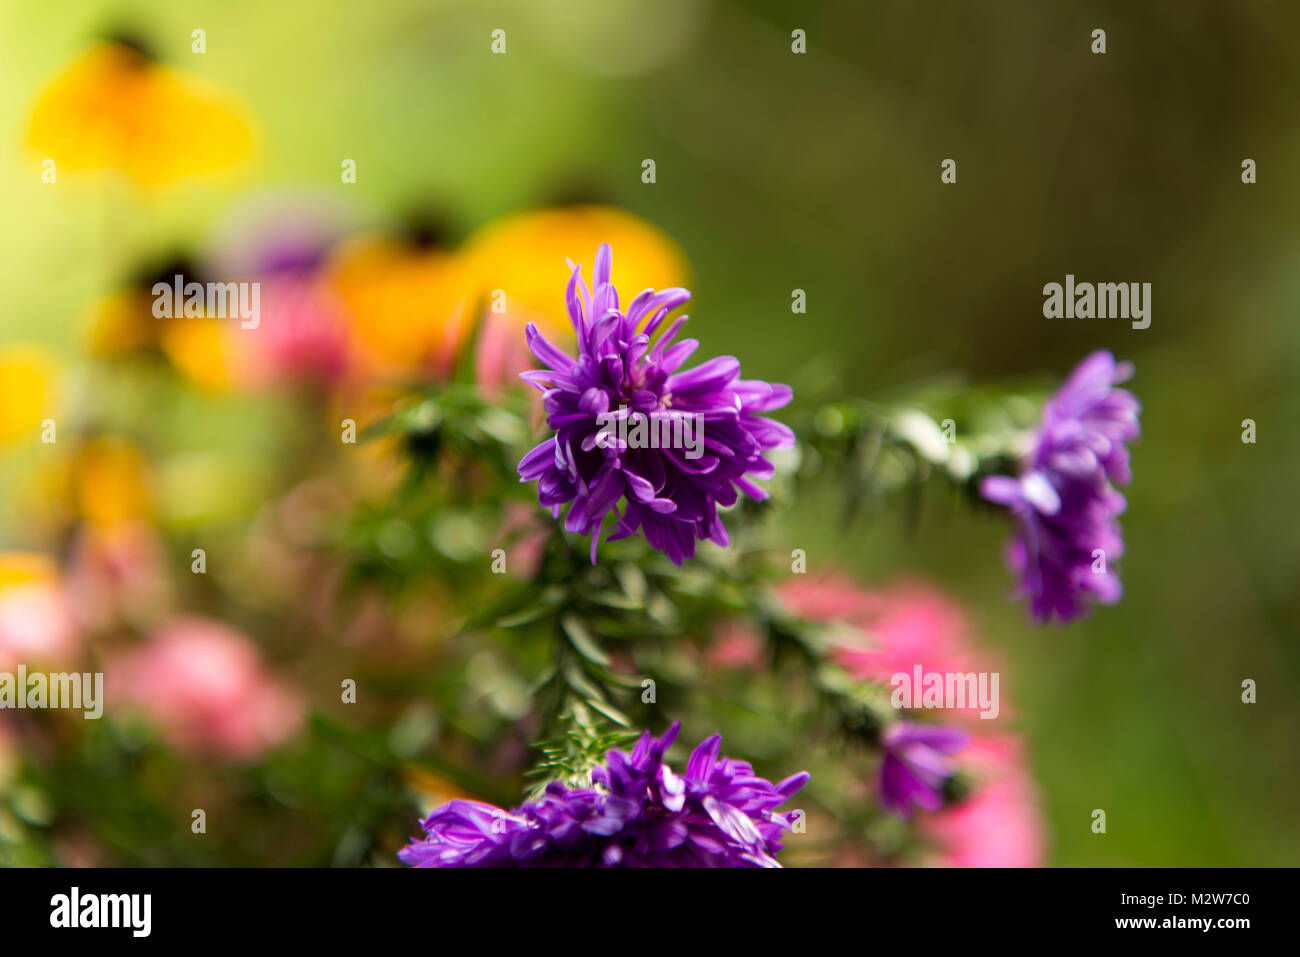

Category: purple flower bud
[879, 722, 968, 816]
[981, 351, 1141, 623]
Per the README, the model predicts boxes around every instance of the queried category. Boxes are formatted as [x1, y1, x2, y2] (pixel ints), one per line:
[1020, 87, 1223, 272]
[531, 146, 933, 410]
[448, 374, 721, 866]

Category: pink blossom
[239, 276, 351, 388]
[778, 575, 981, 690]
[108, 618, 303, 760]
[920, 733, 1046, 867]
[705, 619, 768, 671]
[474, 312, 536, 400]
[776, 574, 1045, 865]
[0, 583, 80, 671]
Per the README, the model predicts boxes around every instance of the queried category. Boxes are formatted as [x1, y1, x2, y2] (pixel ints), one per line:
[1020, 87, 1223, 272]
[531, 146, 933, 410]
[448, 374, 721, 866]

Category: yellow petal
[85, 289, 159, 357]
[0, 552, 59, 592]
[460, 205, 690, 336]
[0, 345, 56, 445]
[327, 237, 470, 379]
[27, 42, 252, 187]
[160, 317, 238, 393]
[72, 436, 153, 526]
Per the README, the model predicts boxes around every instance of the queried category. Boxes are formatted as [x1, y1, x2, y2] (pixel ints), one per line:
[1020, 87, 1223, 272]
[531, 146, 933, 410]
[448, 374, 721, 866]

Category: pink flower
[705, 619, 768, 671]
[920, 733, 1046, 867]
[108, 618, 303, 760]
[778, 575, 980, 688]
[474, 313, 537, 401]
[0, 583, 80, 671]
[238, 276, 351, 388]
[776, 573, 1046, 864]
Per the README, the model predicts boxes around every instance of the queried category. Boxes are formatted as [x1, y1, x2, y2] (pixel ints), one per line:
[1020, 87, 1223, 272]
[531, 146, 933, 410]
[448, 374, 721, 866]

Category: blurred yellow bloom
[460, 205, 690, 336]
[27, 42, 252, 188]
[0, 345, 56, 445]
[85, 274, 241, 392]
[0, 552, 59, 592]
[160, 316, 239, 393]
[86, 288, 158, 358]
[71, 436, 153, 527]
[327, 236, 469, 380]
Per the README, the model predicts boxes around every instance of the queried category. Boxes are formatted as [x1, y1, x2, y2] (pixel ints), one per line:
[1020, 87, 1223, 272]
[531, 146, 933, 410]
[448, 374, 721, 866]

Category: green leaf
[560, 613, 610, 666]
[560, 659, 606, 702]
[585, 697, 631, 727]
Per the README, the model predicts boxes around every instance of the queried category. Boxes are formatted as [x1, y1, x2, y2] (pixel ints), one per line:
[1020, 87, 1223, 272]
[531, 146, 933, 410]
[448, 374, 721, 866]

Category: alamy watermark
[1043, 274, 1150, 330]
[50, 887, 151, 937]
[890, 665, 1000, 719]
[0, 666, 103, 719]
[595, 409, 705, 459]
[152, 274, 260, 329]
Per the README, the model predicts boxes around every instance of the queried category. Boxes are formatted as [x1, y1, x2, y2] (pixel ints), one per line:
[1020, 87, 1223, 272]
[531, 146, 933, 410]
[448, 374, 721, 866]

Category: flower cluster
[518, 244, 794, 564]
[981, 351, 1141, 623]
[399, 722, 808, 867]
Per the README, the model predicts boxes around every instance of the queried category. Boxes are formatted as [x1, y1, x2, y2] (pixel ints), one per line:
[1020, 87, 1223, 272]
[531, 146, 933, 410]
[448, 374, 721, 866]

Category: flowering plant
[1, 59, 1139, 861]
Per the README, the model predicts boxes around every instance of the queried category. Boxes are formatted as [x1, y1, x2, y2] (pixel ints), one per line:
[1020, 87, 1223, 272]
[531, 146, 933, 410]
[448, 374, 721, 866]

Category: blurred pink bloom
[239, 276, 351, 388]
[777, 573, 1045, 865]
[0, 583, 80, 671]
[778, 575, 1000, 722]
[474, 313, 535, 401]
[474, 312, 549, 435]
[64, 521, 171, 631]
[920, 733, 1046, 867]
[108, 618, 303, 760]
[706, 619, 768, 671]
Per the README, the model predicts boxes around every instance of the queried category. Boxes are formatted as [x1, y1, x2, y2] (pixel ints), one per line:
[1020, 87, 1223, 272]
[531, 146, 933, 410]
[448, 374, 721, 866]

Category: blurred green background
[2, 0, 1297, 865]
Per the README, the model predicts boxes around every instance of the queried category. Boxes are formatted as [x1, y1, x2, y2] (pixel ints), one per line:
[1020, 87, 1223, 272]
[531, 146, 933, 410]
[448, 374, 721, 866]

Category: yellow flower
[0, 345, 56, 445]
[27, 41, 252, 187]
[85, 288, 159, 358]
[327, 236, 470, 380]
[84, 267, 241, 391]
[160, 316, 239, 393]
[460, 205, 690, 336]
[0, 552, 59, 592]
[71, 436, 153, 527]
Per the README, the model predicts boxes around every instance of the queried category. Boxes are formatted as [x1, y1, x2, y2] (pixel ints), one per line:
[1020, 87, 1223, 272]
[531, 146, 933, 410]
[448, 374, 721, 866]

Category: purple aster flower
[878, 721, 968, 817]
[981, 351, 1141, 624]
[517, 244, 795, 565]
[398, 722, 808, 867]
